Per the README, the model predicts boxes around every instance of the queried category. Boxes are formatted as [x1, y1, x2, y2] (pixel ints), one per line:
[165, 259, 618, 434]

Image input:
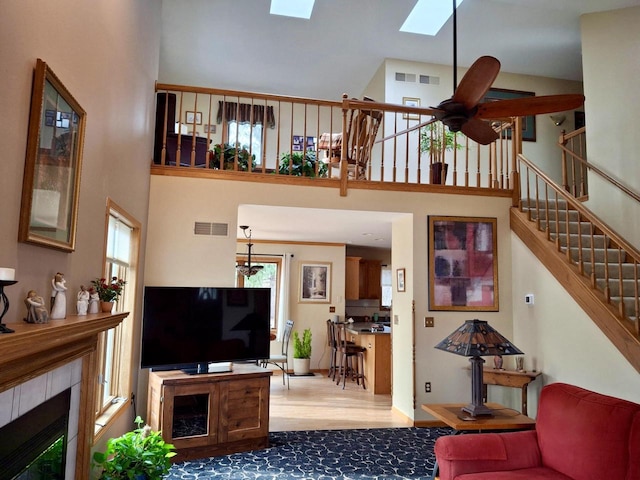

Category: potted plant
[278, 151, 327, 177]
[292, 328, 312, 375]
[209, 142, 256, 171]
[92, 416, 176, 480]
[91, 276, 127, 313]
[419, 123, 462, 184]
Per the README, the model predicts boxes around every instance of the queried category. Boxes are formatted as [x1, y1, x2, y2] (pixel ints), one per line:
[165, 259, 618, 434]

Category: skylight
[400, 0, 464, 36]
[270, 0, 315, 19]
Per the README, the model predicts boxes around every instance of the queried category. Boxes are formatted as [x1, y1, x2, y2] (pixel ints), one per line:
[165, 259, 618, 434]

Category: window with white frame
[236, 256, 280, 332]
[95, 200, 140, 436]
[228, 121, 263, 164]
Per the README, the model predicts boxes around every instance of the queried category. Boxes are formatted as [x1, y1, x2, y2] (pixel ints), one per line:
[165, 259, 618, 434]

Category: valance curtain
[217, 101, 276, 129]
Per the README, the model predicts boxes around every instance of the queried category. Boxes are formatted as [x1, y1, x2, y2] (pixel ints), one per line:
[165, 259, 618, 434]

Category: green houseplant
[419, 123, 463, 184]
[292, 328, 312, 375]
[278, 151, 327, 177]
[92, 416, 176, 480]
[209, 142, 256, 171]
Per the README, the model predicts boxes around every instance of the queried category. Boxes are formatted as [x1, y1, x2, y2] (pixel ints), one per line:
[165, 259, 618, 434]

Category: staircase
[512, 159, 640, 374]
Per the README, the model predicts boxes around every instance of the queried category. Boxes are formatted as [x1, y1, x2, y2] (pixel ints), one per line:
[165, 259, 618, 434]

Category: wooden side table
[479, 367, 541, 415]
[422, 402, 536, 480]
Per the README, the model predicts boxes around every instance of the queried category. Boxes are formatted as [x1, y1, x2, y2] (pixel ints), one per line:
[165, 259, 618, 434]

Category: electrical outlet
[425, 382, 432, 393]
[394, 314, 399, 325]
[424, 316, 434, 327]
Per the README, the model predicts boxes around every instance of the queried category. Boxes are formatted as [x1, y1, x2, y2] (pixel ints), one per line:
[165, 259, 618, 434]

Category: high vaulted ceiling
[159, 0, 639, 248]
[159, 0, 638, 100]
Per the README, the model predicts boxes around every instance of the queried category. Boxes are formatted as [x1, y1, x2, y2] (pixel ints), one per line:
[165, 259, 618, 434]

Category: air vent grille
[395, 72, 416, 83]
[420, 75, 439, 85]
[194, 222, 228, 236]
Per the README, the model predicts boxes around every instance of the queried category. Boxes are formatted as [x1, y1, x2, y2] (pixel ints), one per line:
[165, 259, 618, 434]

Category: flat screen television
[141, 286, 271, 373]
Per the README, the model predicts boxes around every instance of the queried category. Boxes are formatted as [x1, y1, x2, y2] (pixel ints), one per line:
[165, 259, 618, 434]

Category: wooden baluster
[617, 244, 625, 318]
[464, 136, 470, 187]
[634, 260, 640, 336]
[603, 235, 611, 302]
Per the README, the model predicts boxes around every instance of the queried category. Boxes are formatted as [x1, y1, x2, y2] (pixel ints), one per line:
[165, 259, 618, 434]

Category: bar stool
[334, 323, 366, 389]
[326, 319, 337, 379]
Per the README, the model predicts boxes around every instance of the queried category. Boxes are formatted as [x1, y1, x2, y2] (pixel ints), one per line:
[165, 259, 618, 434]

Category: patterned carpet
[166, 427, 453, 479]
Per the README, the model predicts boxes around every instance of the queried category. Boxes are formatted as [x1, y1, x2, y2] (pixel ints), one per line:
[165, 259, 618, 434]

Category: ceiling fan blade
[452, 56, 501, 110]
[461, 118, 499, 145]
[375, 116, 438, 144]
[476, 94, 585, 119]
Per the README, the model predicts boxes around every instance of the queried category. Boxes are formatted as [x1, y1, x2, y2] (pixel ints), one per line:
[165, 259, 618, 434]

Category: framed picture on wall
[484, 88, 536, 141]
[428, 216, 498, 311]
[185, 111, 202, 125]
[299, 262, 331, 303]
[396, 268, 406, 292]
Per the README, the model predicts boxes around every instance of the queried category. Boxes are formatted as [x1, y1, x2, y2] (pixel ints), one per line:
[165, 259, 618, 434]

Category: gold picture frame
[396, 268, 406, 292]
[19, 59, 86, 252]
[299, 262, 331, 303]
[428, 216, 498, 311]
[402, 97, 421, 120]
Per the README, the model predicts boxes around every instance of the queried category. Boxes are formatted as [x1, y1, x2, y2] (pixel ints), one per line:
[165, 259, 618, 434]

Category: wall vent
[419, 75, 440, 85]
[194, 222, 228, 236]
[395, 72, 416, 83]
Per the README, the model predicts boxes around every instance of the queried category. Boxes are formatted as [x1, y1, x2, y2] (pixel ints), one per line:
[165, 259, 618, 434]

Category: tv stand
[147, 364, 272, 461]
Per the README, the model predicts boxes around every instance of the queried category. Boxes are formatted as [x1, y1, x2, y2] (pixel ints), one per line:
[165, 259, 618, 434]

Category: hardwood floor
[269, 371, 412, 432]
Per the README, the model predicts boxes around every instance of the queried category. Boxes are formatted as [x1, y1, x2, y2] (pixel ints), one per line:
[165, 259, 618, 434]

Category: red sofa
[434, 382, 640, 480]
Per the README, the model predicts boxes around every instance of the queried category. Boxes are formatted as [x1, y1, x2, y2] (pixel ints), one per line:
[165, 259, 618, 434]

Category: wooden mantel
[0, 312, 128, 480]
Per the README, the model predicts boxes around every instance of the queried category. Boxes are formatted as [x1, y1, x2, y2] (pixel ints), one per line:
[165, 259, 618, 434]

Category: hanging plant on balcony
[278, 151, 327, 177]
[209, 143, 256, 171]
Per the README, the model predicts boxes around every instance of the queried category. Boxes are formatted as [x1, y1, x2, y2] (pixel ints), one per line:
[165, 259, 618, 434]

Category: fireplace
[0, 388, 71, 479]
[0, 311, 127, 479]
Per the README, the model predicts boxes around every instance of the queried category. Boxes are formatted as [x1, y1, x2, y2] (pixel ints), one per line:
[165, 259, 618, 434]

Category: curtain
[217, 101, 276, 129]
[276, 253, 293, 341]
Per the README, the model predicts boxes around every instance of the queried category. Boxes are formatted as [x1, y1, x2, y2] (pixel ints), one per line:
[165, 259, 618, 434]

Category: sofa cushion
[456, 467, 574, 479]
[536, 383, 640, 480]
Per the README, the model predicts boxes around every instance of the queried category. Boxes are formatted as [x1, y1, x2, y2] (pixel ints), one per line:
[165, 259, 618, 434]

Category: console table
[147, 364, 272, 461]
[477, 367, 542, 415]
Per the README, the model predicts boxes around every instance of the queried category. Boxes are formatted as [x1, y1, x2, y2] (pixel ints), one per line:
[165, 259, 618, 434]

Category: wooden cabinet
[346, 257, 382, 300]
[147, 364, 271, 461]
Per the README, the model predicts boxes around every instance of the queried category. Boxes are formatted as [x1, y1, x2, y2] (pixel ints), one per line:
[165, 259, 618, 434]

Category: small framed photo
[299, 262, 331, 303]
[402, 97, 420, 120]
[292, 135, 304, 151]
[396, 268, 406, 292]
[185, 111, 202, 125]
[204, 124, 216, 134]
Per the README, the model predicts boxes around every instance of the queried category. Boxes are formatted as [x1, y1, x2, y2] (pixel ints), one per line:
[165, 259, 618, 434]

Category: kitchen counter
[344, 322, 391, 394]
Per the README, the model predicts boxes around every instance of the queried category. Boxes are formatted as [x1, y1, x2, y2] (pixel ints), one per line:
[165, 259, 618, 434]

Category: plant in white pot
[292, 328, 312, 375]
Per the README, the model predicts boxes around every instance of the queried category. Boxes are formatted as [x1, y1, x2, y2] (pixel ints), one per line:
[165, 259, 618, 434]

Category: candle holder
[0, 280, 18, 334]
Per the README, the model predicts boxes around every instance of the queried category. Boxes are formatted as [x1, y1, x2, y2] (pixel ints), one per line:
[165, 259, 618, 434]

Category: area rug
[166, 426, 453, 479]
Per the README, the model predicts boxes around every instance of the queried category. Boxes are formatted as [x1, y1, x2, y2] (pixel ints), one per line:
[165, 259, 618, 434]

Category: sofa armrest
[435, 430, 541, 480]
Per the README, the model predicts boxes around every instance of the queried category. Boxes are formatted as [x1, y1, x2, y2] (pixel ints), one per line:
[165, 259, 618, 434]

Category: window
[95, 199, 140, 437]
[381, 266, 392, 309]
[228, 121, 263, 164]
[236, 256, 280, 331]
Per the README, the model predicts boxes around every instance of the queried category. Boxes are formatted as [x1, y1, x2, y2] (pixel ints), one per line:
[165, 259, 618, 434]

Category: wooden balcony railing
[152, 83, 521, 196]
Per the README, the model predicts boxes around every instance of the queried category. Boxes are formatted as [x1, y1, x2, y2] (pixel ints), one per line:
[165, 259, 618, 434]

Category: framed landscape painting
[428, 216, 498, 311]
[299, 262, 331, 303]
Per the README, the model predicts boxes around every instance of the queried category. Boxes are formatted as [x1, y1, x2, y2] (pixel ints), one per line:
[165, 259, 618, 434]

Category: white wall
[146, 175, 514, 420]
[582, 7, 640, 248]
[0, 0, 160, 448]
[511, 234, 640, 408]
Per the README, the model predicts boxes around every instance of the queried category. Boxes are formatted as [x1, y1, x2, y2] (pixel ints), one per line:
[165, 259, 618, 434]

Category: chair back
[344, 98, 383, 179]
[281, 320, 294, 356]
[327, 319, 336, 348]
[334, 322, 348, 352]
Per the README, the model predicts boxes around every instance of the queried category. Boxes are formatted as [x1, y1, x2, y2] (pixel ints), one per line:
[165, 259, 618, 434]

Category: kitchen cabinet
[346, 256, 381, 300]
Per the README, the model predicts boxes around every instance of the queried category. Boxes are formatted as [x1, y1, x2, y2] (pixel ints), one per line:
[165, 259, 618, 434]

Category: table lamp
[435, 319, 523, 417]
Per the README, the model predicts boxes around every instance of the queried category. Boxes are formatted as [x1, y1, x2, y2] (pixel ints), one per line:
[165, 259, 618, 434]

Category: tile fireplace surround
[0, 312, 127, 480]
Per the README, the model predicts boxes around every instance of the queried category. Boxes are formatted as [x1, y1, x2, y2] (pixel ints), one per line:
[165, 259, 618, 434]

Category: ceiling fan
[397, 2, 585, 145]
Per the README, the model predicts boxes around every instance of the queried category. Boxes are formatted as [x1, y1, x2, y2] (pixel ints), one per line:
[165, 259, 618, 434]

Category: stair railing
[517, 153, 640, 337]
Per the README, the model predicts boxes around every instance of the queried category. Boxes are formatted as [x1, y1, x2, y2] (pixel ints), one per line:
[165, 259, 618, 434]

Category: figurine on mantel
[77, 285, 90, 315]
[88, 287, 99, 314]
[24, 290, 49, 324]
[50, 272, 67, 319]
